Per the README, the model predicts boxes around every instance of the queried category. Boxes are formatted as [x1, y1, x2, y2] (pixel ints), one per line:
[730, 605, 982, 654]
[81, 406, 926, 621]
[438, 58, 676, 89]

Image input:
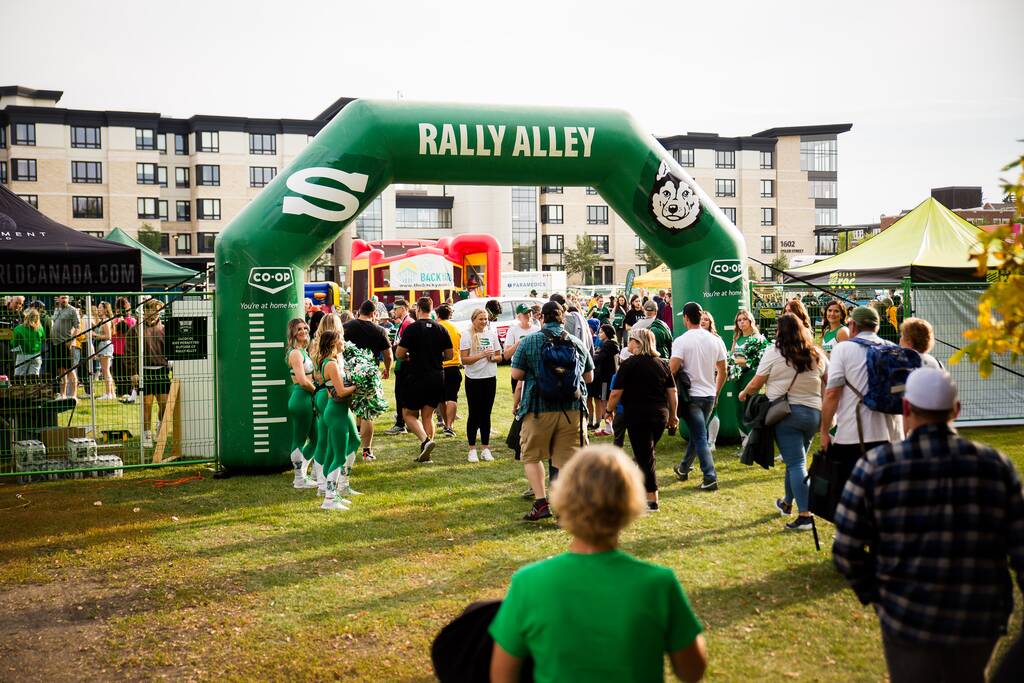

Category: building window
[18, 195, 38, 208]
[249, 166, 276, 188]
[70, 126, 101, 149]
[0, 161, 6, 184]
[12, 159, 37, 181]
[136, 128, 155, 150]
[715, 150, 735, 169]
[82, 230, 105, 238]
[13, 123, 36, 146]
[541, 264, 563, 272]
[672, 148, 695, 167]
[354, 196, 383, 241]
[817, 234, 838, 255]
[587, 205, 609, 224]
[592, 235, 610, 254]
[761, 207, 775, 226]
[158, 234, 169, 255]
[761, 235, 776, 254]
[156, 133, 166, 153]
[809, 180, 837, 199]
[157, 166, 168, 188]
[197, 198, 221, 220]
[815, 207, 838, 226]
[175, 233, 192, 255]
[197, 131, 219, 153]
[174, 133, 188, 155]
[722, 207, 737, 224]
[588, 265, 615, 285]
[715, 179, 736, 197]
[137, 197, 158, 219]
[137, 163, 157, 185]
[249, 133, 276, 155]
[0, 126, 5, 148]
[540, 204, 563, 224]
[175, 167, 190, 188]
[761, 179, 774, 198]
[196, 165, 220, 186]
[512, 186, 537, 271]
[760, 150, 774, 169]
[158, 200, 169, 222]
[542, 234, 564, 254]
[395, 207, 452, 229]
[762, 264, 773, 280]
[634, 234, 644, 256]
[71, 161, 102, 184]
[540, 186, 563, 194]
[176, 200, 191, 222]
[800, 138, 837, 172]
[585, 186, 599, 195]
[197, 232, 216, 253]
[72, 196, 103, 219]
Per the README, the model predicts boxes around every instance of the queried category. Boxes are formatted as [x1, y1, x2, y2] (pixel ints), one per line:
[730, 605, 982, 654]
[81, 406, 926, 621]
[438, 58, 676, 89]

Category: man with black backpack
[510, 301, 595, 521]
[819, 305, 914, 506]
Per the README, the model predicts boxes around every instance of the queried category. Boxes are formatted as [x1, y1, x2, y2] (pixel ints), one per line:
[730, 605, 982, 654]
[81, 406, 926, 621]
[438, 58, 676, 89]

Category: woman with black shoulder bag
[738, 313, 828, 532]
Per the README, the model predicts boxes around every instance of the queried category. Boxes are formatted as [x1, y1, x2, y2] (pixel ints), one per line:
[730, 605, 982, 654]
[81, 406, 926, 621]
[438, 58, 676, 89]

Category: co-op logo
[248, 267, 293, 295]
[709, 259, 743, 284]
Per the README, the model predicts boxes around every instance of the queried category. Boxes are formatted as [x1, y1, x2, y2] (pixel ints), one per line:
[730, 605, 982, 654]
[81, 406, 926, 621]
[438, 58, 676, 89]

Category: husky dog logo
[649, 161, 701, 231]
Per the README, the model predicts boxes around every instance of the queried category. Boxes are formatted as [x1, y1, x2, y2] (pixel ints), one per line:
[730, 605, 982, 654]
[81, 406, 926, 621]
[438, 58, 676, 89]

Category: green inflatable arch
[215, 101, 748, 470]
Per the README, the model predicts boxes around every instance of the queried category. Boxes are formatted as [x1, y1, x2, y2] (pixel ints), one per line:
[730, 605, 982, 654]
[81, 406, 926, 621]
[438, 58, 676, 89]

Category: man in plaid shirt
[833, 368, 1024, 683]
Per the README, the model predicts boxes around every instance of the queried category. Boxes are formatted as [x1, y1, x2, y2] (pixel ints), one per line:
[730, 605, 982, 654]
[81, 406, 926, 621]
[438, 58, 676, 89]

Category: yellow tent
[632, 263, 671, 289]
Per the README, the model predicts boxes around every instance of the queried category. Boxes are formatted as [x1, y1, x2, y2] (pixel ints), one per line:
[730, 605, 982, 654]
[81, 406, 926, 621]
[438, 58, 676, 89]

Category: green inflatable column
[215, 100, 747, 471]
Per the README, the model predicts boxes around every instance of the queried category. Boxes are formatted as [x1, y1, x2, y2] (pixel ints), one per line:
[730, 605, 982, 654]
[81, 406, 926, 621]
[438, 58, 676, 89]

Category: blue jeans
[774, 404, 820, 513]
[679, 396, 716, 480]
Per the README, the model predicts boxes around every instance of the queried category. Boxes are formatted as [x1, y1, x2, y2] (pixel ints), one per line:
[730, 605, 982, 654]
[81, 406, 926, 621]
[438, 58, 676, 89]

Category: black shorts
[52, 343, 73, 369]
[587, 380, 600, 401]
[403, 372, 444, 411]
[442, 366, 463, 403]
[142, 367, 171, 395]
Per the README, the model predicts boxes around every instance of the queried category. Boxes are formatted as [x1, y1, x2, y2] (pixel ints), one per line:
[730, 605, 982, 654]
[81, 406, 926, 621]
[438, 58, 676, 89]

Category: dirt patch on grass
[0, 580, 183, 682]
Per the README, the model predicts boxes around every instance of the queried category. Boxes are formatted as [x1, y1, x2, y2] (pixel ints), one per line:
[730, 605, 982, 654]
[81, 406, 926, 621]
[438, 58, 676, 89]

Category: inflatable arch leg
[215, 101, 748, 470]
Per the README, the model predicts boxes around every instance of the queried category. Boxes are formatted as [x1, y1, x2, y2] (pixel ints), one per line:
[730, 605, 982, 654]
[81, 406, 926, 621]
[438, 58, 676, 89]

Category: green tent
[786, 197, 998, 285]
[104, 227, 199, 288]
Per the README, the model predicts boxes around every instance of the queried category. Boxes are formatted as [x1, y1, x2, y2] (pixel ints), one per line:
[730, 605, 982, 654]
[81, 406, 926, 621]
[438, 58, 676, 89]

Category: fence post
[86, 294, 96, 441]
[138, 294, 146, 465]
[901, 278, 912, 317]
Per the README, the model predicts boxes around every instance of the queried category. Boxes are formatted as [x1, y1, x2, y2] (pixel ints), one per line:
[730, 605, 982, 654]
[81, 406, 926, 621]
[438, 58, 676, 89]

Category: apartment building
[0, 85, 851, 285]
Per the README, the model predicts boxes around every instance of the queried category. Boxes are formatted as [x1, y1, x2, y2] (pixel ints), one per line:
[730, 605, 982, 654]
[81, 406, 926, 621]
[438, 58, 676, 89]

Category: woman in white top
[502, 304, 540, 393]
[738, 313, 828, 532]
[460, 309, 502, 463]
[94, 301, 116, 399]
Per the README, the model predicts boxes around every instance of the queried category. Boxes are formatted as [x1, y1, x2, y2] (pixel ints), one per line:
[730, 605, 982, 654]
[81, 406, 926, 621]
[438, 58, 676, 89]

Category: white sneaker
[142, 431, 154, 448]
[468, 449, 479, 463]
[321, 496, 350, 511]
[294, 475, 318, 490]
[481, 448, 493, 462]
[339, 482, 363, 497]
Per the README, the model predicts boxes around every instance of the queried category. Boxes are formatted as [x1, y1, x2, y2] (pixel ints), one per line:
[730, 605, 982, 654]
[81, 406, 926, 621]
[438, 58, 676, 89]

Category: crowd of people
[292, 286, 1023, 681]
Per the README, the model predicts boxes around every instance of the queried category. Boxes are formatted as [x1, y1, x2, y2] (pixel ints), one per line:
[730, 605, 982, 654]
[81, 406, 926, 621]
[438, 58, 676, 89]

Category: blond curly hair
[550, 445, 647, 545]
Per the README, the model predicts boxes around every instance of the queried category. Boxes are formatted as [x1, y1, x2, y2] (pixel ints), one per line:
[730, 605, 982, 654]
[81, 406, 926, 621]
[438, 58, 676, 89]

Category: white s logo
[283, 167, 369, 222]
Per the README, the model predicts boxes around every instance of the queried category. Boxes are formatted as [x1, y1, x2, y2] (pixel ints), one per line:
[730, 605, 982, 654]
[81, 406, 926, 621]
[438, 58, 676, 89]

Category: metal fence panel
[0, 291, 217, 481]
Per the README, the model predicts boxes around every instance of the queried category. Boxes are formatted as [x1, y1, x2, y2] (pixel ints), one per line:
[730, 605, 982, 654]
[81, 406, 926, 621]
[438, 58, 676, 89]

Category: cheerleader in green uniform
[310, 313, 342, 494]
[820, 300, 850, 356]
[316, 329, 361, 511]
[285, 319, 318, 489]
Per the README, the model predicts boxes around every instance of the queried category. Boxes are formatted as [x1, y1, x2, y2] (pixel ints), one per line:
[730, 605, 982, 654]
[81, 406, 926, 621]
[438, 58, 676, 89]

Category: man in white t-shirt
[503, 304, 540, 393]
[669, 302, 728, 491]
[820, 305, 903, 486]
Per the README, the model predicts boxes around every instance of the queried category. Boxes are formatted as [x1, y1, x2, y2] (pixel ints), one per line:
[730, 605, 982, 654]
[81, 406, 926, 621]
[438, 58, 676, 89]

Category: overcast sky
[3, 0, 1020, 224]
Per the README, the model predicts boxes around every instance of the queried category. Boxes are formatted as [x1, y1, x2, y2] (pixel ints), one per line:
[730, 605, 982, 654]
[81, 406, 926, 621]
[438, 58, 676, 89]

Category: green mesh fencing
[0, 291, 217, 482]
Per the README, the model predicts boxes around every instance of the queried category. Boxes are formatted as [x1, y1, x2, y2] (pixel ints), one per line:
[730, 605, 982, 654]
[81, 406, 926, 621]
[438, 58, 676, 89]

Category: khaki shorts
[520, 410, 588, 468]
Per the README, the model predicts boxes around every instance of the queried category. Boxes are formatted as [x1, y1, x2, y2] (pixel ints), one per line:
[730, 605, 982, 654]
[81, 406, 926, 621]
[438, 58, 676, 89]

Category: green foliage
[637, 242, 664, 270]
[769, 253, 790, 283]
[951, 150, 1024, 377]
[563, 234, 600, 281]
[136, 223, 161, 253]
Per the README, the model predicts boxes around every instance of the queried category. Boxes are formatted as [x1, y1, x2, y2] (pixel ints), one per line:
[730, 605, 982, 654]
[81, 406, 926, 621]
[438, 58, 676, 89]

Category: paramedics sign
[393, 253, 455, 289]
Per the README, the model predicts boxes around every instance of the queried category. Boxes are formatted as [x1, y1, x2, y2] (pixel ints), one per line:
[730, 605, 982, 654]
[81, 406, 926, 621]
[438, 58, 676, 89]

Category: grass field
[1, 365, 1021, 681]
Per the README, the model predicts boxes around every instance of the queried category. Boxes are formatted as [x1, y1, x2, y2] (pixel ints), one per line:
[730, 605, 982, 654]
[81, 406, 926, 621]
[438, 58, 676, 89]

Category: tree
[770, 253, 790, 283]
[137, 223, 161, 253]
[563, 235, 601, 284]
[748, 265, 760, 283]
[951, 151, 1024, 377]
[637, 242, 663, 270]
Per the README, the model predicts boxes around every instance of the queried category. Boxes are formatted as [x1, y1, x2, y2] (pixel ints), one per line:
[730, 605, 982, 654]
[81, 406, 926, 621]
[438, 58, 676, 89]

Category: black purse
[505, 416, 523, 459]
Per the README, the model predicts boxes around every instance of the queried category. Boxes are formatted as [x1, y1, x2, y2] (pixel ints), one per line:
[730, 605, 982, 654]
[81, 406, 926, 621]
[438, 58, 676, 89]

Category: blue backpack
[536, 328, 583, 406]
[847, 338, 922, 415]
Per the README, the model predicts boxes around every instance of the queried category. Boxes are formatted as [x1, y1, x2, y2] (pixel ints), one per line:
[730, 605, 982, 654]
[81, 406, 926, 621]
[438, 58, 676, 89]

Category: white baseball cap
[904, 368, 958, 411]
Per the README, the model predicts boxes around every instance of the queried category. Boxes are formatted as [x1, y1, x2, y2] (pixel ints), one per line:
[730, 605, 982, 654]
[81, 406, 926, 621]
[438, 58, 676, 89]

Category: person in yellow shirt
[435, 304, 462, 437]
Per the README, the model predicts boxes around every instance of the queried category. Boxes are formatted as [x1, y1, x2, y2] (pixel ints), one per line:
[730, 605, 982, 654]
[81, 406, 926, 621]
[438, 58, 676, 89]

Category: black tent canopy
[0, 185, 141, 292]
